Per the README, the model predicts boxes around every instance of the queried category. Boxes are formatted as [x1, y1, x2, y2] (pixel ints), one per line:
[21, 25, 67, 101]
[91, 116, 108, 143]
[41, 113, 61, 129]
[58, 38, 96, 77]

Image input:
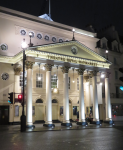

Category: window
[15, 105, 19, 117]
[51, 75, 57, 88]
[52, 99, 57, 103]
[116, 86, 119, 98]
[112, 105, 123, 116]
[102, 43, 106, 49]
[36, 73, 43, 88]
[114, 45, 117, 51]
[77, 78, 79, 90]
[115, 71, 118, 79]
[20, 72, 27, 87]
[36, 99, 43, 103]
[114, 57, 117, 65]
[68, 77, 70, 89]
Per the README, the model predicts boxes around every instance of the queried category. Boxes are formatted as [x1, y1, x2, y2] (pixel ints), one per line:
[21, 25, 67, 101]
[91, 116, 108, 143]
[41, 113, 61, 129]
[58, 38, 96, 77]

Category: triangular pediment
[31, 40, 107, 62]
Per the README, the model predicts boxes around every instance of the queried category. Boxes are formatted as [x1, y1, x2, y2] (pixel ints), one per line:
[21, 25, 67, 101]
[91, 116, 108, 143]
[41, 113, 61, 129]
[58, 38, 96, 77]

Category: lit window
[51, 75, 57, 88]
[68, 77, 70, 89]
[36, 73, 43, 88]
[77, 78, 79, 90]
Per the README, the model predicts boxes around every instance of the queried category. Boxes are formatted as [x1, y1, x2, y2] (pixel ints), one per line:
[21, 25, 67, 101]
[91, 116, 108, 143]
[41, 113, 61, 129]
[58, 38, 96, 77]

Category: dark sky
[1, 0, 123, 35]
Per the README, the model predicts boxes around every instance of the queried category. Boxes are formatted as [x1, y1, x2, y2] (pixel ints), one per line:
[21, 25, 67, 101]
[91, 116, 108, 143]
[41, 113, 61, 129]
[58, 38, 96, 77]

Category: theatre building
[0, 6, 122, 126]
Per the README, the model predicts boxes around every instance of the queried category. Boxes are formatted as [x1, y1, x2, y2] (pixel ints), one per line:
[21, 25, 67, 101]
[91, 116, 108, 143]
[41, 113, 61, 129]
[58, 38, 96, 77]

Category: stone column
[76, 69, 87, 126]
[43, 64, 55, 127]
[25, 61, 34, 128]
[91, 71, 100, 124]
[14, 68, 22, 97]
[61, 66, 72, 126]
[105, 72, 113, 124]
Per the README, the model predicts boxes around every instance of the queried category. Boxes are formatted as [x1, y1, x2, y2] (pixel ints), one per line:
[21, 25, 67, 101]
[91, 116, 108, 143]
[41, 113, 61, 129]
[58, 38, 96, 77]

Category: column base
[43, 124, 55, 127]
[77, 122, 88, 126]
[26, 125, 35, 128]
[104, 120, 114, 125]
[90, 120, 101, 125]
[61, 122, 72, 127]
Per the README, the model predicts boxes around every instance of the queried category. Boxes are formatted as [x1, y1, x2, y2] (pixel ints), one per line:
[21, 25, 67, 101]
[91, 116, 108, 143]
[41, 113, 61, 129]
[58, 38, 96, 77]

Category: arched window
[52, 99, 58, 103]
[36, 99, 43, 103]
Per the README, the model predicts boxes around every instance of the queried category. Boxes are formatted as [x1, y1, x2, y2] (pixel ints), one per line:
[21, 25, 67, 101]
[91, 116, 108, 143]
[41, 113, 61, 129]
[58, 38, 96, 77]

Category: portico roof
[0, 40, 111, 69]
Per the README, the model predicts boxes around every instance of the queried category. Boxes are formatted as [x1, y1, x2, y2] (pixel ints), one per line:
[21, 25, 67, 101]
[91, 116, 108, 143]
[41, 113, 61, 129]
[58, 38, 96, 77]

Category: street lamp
[21, 38, 27, 132]
[28, 32, 33, 47]
[106, 50, 108, 60]
[72, 28, 75, 41]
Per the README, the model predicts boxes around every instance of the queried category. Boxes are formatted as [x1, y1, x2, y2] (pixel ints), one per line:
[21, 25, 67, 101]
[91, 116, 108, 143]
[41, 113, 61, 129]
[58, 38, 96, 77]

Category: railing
[102, 93, 123, 98]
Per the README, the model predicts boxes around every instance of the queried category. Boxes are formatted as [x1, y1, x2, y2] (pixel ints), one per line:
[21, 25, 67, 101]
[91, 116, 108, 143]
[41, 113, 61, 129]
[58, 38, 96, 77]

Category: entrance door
[52, 105, 58, 120]
[0, 106, 9, 125]
[35, 105, 44, 121]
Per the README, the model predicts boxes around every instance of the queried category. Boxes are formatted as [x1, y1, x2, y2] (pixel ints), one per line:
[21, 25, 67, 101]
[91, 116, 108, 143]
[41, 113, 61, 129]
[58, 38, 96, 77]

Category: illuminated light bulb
[101, 74, 105, 78]
[54, 88, 57, 92]
[42, 66, 45, 70]
[29, 32, 33, 36]
[106, 50, 108, 53]
[38, 76, 41, 80]
[73, 80, 75, 83]
[100, 82, 102, 85]
[21, 39, 27, 49]
[72, 28, 75, 32]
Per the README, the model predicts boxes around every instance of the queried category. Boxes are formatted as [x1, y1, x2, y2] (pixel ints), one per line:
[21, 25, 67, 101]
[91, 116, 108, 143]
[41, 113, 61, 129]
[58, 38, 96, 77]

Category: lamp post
[28, 32, 33, 47]
[106, 50, 108, 60]
[72, 28, 75, 41]
[21, 39, 27, 132]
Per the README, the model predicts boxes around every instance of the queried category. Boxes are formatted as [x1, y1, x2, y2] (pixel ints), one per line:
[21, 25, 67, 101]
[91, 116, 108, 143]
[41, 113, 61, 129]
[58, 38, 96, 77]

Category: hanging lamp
[38, 64, 41, 81]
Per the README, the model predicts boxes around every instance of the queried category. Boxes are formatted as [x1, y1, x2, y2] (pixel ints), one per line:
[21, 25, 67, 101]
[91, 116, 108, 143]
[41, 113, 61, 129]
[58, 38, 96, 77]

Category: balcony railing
[102, 93, 123, 98]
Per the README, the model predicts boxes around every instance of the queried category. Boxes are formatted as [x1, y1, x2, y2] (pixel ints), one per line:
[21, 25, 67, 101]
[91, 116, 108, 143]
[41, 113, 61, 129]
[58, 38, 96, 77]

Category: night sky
[1, 0, 123, 35]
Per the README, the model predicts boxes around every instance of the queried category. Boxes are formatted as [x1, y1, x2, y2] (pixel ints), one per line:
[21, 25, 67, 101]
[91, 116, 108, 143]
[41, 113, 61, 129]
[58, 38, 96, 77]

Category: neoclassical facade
[0, 6, 120, 126]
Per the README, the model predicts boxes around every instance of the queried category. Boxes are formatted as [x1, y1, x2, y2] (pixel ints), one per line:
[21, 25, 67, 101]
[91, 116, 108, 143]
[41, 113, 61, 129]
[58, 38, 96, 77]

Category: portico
[0, 40, 112, 126]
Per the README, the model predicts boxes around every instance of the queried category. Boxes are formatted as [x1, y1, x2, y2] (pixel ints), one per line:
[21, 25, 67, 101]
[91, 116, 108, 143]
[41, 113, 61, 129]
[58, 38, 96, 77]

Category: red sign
[18, 95, 22, 99]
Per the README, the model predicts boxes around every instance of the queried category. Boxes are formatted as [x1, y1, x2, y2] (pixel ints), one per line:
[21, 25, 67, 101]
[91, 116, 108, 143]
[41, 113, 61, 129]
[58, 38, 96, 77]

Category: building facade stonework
[0, 6, 123, 126]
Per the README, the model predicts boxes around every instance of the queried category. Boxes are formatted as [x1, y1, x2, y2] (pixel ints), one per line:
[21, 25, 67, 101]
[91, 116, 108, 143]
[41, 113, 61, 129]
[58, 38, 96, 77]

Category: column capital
[61, 66, 70, 73]
[14, 68, 22, 75]
[25, 61, 34, 70]
[84, 76, 89, 82]
[90, 70, 98, 77]
[45, 64, 53, 71]
[105, 72, 110, 78]
[76, 68, 85, 75]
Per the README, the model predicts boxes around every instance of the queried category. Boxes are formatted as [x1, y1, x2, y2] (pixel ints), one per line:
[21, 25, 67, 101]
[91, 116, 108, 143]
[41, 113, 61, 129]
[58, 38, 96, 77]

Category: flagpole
[49, 0, 51, 18]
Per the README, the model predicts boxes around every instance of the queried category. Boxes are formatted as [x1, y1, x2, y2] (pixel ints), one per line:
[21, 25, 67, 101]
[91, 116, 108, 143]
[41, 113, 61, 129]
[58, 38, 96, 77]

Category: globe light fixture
[38, 64, 41, 81]
[42, 66, 45, 70]
[21, 39, 27, 49]
[100, 82, 103, 85]
[105, 50, 109, 60]
[28, 32, 33, 47]
[101, 74, 105, 78]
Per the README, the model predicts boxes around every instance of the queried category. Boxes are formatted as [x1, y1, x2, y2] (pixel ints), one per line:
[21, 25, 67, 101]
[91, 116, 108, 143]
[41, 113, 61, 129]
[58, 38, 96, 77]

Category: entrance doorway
[0, 106, 9, 125]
